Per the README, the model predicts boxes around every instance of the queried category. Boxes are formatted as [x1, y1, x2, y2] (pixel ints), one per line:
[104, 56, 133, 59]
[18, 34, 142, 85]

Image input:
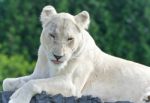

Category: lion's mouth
[51, 60, 63, 64]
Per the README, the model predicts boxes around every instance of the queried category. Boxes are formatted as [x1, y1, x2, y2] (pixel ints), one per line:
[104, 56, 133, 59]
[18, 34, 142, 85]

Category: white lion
[3, 5, 150, 103]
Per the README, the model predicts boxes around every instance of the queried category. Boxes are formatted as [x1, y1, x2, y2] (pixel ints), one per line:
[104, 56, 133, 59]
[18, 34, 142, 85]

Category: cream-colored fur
[3, 5, 150, 103]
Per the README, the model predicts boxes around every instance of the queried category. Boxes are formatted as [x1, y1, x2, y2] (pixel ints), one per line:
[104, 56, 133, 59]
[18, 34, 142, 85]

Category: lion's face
[40, 6, 90, 68]
[41, 14, 81, 66]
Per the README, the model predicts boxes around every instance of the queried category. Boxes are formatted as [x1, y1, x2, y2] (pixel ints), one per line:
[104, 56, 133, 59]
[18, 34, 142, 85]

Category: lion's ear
[75, 11, 90, 29]
[40, 5, 57, 27]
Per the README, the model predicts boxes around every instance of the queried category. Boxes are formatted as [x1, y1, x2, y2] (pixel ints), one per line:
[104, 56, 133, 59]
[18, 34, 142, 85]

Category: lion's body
[3, 5, 150, 103]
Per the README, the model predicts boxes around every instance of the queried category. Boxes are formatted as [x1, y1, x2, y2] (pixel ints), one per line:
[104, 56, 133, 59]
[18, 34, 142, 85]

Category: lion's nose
[53, 54, 62, 60]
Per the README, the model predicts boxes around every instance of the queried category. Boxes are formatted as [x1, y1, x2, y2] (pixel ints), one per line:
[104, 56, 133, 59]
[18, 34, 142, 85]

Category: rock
[0, 91, 133, 103]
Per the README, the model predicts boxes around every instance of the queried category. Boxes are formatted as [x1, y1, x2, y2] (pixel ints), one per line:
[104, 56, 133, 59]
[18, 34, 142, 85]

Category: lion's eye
[68, 37, 73, 41]
[49, 34, 55, 39]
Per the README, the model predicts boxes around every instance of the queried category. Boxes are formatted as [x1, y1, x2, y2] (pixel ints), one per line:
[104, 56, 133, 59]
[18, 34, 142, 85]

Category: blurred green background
[1, 0, 150, 90]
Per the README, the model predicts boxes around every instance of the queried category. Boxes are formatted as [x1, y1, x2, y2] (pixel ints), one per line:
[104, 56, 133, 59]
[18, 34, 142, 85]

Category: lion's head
[40, 5, 90, 68]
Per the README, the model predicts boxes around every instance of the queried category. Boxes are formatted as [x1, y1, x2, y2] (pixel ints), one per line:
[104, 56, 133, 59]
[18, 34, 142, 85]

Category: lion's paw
[3, 78, 20, 91]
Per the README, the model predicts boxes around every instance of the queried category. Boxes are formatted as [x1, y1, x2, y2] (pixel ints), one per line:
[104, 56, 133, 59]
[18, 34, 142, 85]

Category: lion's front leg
[3, 76, 32, 91]
[8, 80, 43, 103]
[3, 48, 50, 92]
[37, 76, 77, 97]
[9, 76, 77, 103]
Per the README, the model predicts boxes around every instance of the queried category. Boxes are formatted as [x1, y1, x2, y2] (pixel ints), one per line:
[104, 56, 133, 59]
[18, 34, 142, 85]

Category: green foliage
[0, 0, 150, 90]
[0, 54, 35, 89]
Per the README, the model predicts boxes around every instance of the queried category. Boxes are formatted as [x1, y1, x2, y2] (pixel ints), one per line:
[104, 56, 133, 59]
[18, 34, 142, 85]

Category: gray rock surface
[0, 91, 133, 103]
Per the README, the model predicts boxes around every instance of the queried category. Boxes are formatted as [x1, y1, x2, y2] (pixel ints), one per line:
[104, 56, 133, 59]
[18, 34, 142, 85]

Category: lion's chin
[49, 60, 68, 72]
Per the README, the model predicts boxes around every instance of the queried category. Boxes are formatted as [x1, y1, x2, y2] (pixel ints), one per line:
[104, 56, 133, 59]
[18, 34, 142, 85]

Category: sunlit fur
[3, 5, 150, 103]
